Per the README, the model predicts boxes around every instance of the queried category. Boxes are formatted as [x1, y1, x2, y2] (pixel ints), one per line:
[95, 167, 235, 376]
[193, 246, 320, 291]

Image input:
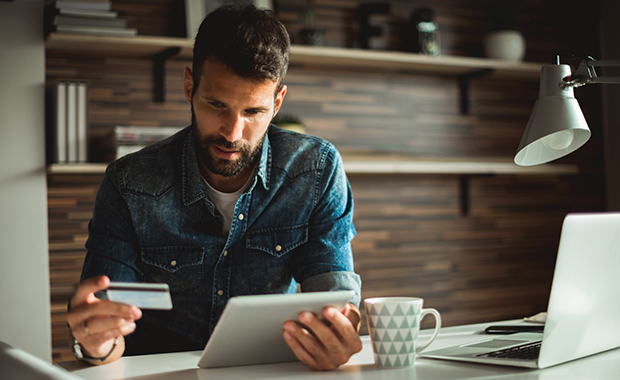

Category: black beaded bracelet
[72, 336, 119, 363]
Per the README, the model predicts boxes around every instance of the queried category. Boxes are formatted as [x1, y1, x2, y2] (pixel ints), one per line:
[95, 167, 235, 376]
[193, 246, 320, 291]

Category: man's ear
[273, 85, 287, 118]
[183, 67, 194, 104]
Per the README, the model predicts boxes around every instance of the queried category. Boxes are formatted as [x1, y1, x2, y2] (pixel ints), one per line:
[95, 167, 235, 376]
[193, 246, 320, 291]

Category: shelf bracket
[458, 174, 495, 216]
[153, 47, 181, 103]
[457, 69, 493, 115]
[459, 175, 470, 216]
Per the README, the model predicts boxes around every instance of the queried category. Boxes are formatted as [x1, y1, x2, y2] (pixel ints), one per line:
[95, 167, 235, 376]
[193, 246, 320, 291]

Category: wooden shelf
[289, 45, 544, 79]
[340, 152, 577, 175]
[45, 33, 544, 79]
[46, 33, 194, 59]
[342, 160, 577, 175]
[47, 158, 577, 176]
[47, 163, 109, 174]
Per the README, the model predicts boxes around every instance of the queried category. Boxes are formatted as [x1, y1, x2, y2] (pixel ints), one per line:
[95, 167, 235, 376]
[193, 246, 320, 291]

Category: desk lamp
[514, 56, 620, 166]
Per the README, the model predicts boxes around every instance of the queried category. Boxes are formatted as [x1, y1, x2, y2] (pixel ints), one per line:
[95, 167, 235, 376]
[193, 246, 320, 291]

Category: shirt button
[217, 290, 224, 296]
[223, 250, 228, 257]
[170, 260, 177, 266]
[238, 214, 244, 221]
[275, 245, 282, 252]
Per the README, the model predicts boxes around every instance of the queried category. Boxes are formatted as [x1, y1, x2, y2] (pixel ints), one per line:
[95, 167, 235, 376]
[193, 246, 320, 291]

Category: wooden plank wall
[46, 0, 606, 360]
[350, 173, 602, 333]
[48, 174, 104, 362]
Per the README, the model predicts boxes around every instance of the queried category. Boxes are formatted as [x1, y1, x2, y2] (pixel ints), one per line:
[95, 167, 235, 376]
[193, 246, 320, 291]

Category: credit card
[103, 282, 173, 310]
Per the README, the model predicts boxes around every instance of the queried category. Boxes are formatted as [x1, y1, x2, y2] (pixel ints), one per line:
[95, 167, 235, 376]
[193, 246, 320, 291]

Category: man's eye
[209, 101, 224, 108]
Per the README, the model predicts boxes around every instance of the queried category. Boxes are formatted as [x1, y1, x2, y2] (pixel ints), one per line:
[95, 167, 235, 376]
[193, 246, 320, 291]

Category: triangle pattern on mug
[375, 353, 413, 368]
[368, 303, 420, 368]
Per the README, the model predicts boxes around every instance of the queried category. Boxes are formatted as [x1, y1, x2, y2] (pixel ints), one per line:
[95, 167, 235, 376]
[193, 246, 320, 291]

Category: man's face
[184, 57, 286, 179]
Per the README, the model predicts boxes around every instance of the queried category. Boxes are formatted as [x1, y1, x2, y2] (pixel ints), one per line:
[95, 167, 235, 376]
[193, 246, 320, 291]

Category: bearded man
[66, 4, 362, 371]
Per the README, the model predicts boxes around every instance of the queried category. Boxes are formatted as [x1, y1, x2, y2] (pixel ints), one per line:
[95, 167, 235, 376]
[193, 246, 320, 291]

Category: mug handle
[416, 308, 442, 353]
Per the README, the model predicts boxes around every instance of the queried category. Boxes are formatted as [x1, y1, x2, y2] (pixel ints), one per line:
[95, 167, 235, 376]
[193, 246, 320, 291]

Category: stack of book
[45, 0, 137, 37]
[46, 81, 89, 164]
[115, 126, 184, 159]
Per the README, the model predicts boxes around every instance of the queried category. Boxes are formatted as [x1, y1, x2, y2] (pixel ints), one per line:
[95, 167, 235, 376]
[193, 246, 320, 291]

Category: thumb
[71, 275, 110, 308]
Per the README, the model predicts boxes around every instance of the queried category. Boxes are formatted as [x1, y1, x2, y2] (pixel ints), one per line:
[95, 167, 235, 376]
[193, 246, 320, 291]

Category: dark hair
[192, 4, 290, 96]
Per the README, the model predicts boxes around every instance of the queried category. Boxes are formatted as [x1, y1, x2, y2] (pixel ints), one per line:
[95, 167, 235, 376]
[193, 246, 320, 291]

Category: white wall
[601, 0, 620, 211]
[0, 0, 52, 362]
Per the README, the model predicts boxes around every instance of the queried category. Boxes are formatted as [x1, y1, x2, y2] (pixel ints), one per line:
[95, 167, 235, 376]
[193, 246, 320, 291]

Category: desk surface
[56, 320, 620, 380]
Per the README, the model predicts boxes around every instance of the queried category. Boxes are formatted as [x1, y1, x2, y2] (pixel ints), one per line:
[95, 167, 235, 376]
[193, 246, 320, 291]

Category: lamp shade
[514, 64, 591, 166]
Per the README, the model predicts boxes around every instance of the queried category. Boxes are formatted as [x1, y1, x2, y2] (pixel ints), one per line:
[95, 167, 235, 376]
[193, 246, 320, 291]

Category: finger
[342, 303, 351, 318]
[71, 276, 110, 307]
[323, 307, 363, 353]
[283, 325, 322, 371]
[84, 316, 137, 337]
[67, 300, 141, 331]
[343, 303, 362, 332]
[296, 312, 347, 368]
[300, 311, 334, 341]
[79, 318, 137, 345]
[284, 322, 341, 371]
[285, 312, 348, 369]
[68, 299, 141, 325]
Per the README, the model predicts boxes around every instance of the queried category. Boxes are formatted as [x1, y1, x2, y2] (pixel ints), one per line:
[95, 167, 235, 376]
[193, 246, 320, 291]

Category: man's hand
[66, 276, 142, 363]
[283, 303, 362, 371]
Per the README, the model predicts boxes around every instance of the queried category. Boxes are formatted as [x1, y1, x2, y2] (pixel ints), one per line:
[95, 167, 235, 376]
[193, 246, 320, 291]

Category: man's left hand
[283, 303, 362, 371]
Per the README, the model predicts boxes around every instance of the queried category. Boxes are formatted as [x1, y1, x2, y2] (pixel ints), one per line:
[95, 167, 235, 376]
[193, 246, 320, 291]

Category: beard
[191, 105, 266, 178]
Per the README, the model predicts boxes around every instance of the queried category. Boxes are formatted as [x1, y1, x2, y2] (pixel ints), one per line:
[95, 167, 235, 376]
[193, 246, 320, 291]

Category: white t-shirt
[203, 176, 253, 235]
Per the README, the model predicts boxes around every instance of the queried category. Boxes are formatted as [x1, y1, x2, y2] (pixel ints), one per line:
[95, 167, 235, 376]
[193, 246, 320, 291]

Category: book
[58, 8, 118, 18]
[116, 144, 146, 159]
[55, 24, 137, 37]
[114, 126, 183, 159]
[55, 0, 111, 11]
[45, 0, 137, 38]
[77, 82, 88, 162]
[115, 126, 183, 145]
[66, 82, 77, 163]
[47, 81, 67, 163]
[54, 14, 128, 28]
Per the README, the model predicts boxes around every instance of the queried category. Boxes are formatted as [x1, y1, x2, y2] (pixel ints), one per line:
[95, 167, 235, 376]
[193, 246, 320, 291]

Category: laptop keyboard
[476, 341, 542, 360]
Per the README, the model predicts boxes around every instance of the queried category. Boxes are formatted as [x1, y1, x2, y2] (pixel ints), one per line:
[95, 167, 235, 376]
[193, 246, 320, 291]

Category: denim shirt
[81, 125, 361, 355]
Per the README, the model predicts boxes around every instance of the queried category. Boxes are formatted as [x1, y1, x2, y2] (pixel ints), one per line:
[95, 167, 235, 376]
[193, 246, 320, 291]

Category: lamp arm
[588, 77, 620, 84]
[562, 58, 620, 88]
[585, 59, 620, 67]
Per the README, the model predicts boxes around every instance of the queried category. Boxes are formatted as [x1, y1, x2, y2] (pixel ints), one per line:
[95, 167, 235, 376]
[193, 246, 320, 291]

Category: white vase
[483, 30, 526, 62]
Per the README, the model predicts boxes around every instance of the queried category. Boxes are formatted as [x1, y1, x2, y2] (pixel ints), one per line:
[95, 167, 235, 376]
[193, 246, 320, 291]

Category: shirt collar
[182, 126, 272, 206]
[256, 128, 272, 191]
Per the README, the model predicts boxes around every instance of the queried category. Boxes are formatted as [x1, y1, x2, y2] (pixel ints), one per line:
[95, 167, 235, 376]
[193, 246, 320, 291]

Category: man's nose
[221, 113, 244, 142]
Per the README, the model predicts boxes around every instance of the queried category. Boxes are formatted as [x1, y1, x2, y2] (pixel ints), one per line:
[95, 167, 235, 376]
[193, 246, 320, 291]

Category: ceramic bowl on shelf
[484, 30, 526, 62]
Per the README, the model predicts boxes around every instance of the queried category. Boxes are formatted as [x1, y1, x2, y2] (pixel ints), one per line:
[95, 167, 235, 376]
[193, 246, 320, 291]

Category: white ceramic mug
[364, 297, 441, 368]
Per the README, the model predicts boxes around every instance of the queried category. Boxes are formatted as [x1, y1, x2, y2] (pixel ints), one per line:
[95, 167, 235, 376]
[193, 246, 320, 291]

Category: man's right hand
[67, 275, 142, 361]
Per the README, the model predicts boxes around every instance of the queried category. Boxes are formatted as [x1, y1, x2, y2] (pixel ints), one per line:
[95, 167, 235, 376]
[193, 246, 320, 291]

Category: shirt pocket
[140, 246, 204, 292]
[246, 224, 308, 258]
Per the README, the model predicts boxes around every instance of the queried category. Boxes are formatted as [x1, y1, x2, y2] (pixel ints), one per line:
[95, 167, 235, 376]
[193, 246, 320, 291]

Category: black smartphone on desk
[485, 325, 544, 334]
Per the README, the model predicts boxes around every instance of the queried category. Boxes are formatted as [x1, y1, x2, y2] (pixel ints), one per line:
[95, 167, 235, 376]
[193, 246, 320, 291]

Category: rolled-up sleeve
[301, 271, 362, 307]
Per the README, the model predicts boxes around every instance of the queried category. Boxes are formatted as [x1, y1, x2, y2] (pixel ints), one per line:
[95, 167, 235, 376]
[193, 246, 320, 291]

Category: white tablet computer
[197, 290, 355, 368]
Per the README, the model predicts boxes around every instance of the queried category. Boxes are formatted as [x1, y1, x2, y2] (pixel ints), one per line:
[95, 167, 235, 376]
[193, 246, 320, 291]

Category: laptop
[0, 341, 83, 380]
[421, 212, 620, 369]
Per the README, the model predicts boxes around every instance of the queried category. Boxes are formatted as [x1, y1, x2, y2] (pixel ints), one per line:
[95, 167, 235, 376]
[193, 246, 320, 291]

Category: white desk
[56, 320, 620, 380]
